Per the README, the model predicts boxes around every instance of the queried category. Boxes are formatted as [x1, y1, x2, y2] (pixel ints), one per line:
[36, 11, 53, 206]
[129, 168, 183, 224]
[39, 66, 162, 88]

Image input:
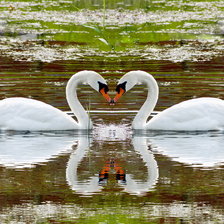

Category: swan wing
[0, 97, 78, 131]
[147, 97, 224, 131]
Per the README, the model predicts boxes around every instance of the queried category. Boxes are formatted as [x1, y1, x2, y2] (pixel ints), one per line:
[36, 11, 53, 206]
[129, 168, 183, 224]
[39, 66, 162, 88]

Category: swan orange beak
[113, 88, 125, 103]
[100, 88, 111, 103]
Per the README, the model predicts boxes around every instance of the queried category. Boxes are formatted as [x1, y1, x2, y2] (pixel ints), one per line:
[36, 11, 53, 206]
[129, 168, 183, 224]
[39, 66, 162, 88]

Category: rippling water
[0, 0, 224, 223]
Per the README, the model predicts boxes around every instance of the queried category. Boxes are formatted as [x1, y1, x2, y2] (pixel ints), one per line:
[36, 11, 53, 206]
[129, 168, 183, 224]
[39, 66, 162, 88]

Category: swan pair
[0, 70, 223, 131]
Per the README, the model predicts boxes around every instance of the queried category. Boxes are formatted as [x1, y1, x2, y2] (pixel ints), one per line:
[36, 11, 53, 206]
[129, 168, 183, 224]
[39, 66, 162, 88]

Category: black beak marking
[116, 81, 127, 94]
[98, 81, 109, 93]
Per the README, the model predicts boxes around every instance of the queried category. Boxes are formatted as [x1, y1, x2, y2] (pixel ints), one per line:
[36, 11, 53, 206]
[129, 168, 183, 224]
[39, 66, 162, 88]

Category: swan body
[146, 97, 224, 131]
[0, 71, 110, 131]
[114, 71, 224, 131]
[0, 97, 78, 131]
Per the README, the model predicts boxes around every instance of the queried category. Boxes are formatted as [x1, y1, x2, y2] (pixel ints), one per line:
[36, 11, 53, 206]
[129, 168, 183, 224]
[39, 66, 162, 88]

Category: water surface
[0, 0, 224, 223]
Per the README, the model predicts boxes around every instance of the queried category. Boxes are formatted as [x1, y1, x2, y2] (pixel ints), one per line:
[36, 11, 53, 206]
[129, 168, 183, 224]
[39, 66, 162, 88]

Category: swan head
[84, 71, 111, 103]
[113, 71, 140, 103]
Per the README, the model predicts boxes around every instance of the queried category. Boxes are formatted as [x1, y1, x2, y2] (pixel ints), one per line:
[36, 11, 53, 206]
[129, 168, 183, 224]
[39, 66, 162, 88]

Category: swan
[113, 70, 224, 131]
[0, 70, 111, 131]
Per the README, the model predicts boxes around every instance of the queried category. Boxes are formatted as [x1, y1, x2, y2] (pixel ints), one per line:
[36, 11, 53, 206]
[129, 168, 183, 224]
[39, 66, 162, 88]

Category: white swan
[113, 70, 224, 131]
[0, 71, 111, 131]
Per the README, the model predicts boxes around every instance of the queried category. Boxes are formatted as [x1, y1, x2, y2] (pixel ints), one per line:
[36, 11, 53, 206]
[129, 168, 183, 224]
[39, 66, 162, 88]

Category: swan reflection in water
[1, 128, 223, 196]
[0, 128, 159, 195]
[147, 131, 224, 167]
[66, 127, 159, 196]
[0, 131, 77, 168]
[66, 129, 224, 196]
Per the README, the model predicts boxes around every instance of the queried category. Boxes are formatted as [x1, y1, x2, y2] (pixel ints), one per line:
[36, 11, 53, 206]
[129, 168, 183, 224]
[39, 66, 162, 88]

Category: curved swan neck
[66, 74, 92, 129]
[132, 73, 159, 129]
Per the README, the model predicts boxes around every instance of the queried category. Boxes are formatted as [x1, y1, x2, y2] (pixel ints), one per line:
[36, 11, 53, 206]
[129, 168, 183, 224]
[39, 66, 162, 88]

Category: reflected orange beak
[100, 88, 111, 103]
[113, 88, 125, 103]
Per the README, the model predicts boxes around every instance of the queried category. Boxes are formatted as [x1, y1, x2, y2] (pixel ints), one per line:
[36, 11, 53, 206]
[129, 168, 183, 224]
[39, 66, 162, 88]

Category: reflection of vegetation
[41, 213, 149, 224]
[0, 0, 223, 62]
[83, 25, 114, 50]
[1, 0, 222, 53]
[72, 0, 151, 10]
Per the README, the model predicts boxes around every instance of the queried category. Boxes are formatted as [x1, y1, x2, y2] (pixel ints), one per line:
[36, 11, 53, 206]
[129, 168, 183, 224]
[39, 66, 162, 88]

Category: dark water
[0, 0, 224, 223]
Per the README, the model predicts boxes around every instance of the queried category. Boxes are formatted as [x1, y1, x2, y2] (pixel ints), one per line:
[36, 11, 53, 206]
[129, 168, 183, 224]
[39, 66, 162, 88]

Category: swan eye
[116, 81, 127, 94]
[98, 81, 109, 93]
